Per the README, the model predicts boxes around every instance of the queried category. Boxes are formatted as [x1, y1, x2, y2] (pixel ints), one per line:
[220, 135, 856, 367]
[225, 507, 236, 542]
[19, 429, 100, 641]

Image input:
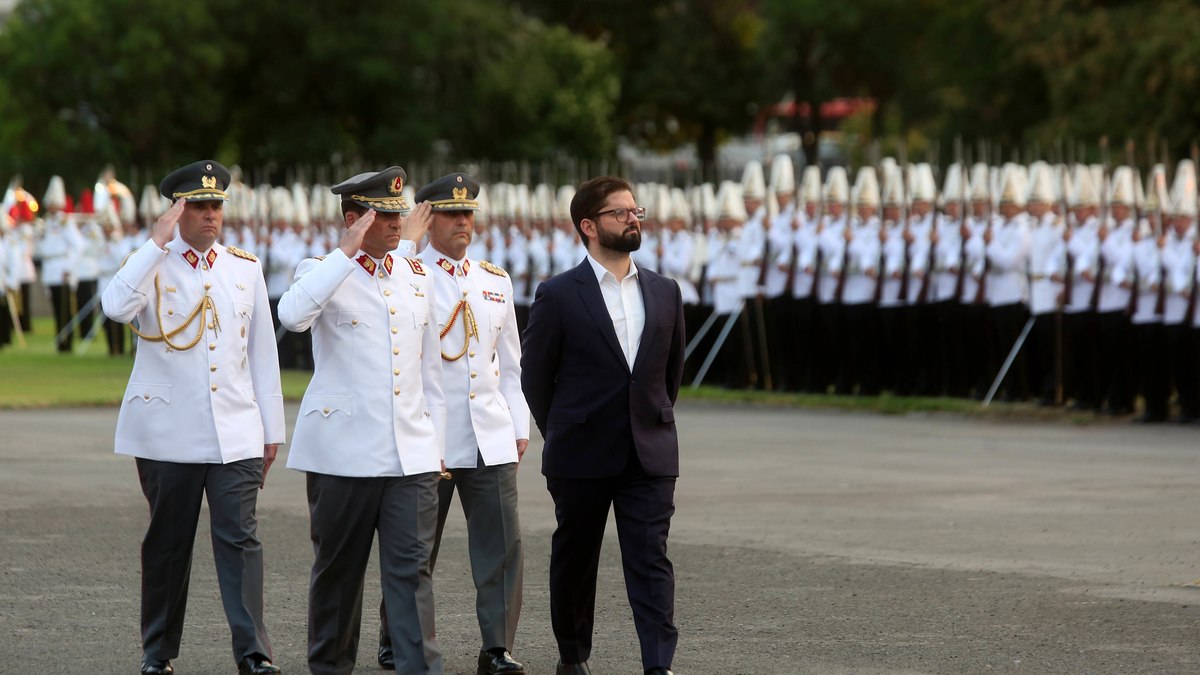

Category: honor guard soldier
[1056, 165, 1102, 408]
[1163, 162, 1198, 422]
[1025, 162, 1066, 405]
[381, 172, 530, 675]
[277, 167, 446, 675]
[1096, 167, 1138, 414]
[983, 164, 1032, 401]
[842, 167, 883, 395]
[815, 167, 849, 393]
[1129, 167, 1169, 422]
[100, 160, 285, 675]
[38, 176, 82, 352]
[878, 165, 909, 393]
[932, 163, 969, 397]
[785, 167, 822, 392]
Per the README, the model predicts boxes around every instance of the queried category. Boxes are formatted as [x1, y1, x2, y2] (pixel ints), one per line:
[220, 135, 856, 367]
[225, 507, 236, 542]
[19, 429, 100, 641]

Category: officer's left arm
[248, 266, 286, 448]
[665, 280, 685, 404]
[420, 289, 448, 463]
[496, 277, 531, 446]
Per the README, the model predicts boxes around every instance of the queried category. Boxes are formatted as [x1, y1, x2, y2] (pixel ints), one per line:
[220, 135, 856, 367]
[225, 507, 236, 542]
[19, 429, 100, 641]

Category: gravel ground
[2, 402, 1199, 674]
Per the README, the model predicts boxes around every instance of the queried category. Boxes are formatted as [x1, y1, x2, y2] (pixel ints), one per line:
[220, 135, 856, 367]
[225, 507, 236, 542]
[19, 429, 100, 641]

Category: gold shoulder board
[227, 246, 258, 262]
[480, 260, 508, 277]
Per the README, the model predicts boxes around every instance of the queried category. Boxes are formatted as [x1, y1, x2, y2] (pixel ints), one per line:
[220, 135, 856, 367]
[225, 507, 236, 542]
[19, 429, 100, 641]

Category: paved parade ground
[3, 402, 1200, 674]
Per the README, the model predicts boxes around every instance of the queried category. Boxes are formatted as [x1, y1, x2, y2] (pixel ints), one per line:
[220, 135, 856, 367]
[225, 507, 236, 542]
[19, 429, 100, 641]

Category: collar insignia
[205, 249, 217, 269]
[182, 250, 199, 269]
[438, 258, 455, 276]
[383, 254, 394, 276]
[355, 254, 377, 276]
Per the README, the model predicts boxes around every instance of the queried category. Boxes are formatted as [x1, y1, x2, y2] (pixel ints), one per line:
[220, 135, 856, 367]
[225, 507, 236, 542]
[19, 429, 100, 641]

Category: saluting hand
[338, 209, 376, 258]
[152, 198, 187, 249]
[400, 201, 434, 242]
[261, 444, 279, 488]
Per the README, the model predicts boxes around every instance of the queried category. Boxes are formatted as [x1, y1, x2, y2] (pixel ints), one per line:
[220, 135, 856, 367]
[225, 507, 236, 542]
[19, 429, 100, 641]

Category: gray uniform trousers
[380, 458, 523, 652]
[135, 457, 272, 665]
[307, 471, 442, 675]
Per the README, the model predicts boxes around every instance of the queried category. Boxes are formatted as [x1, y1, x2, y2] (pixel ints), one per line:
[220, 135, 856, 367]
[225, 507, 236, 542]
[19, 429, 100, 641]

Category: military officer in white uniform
[383, 173, 529, 675]
[277, 167, 445, 675]
[100, 160, 285, 675]
[38, 176, 82, 352]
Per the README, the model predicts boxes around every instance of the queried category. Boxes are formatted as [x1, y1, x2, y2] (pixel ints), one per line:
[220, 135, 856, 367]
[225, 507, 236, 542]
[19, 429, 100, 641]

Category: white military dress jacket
[101, 236, 286, 463]
[418, 245, 530, 469]
[279, 246, 446, 477]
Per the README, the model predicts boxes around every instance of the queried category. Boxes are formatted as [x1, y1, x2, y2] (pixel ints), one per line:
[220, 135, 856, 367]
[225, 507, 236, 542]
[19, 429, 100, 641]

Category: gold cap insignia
[452, 186, 468, 201]
[201, 175, 217, 190]
[389, 176, 404, 195]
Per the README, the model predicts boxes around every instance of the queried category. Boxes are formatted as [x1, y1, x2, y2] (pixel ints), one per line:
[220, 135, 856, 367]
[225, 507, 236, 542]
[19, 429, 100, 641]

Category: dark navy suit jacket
[521, 259, 685, 479]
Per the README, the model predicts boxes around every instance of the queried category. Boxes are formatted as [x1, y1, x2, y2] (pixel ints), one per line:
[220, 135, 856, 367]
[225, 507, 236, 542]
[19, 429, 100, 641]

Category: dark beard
[597, 224, 642, 252]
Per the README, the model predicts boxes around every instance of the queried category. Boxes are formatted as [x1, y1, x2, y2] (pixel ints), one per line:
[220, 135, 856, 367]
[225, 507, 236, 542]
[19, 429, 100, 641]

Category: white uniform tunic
[931, 214, 963, 303]
[1027, 212, 1066, 316]
[736, 207, 767, 299]
[280, 248, 446, 477]
[659, 229, 699, 305]
[38, 216, 82, 287]
[788, 213, 818, 300]
[878, 223, 906, 308]
[816, 214, 847, 304]
[985, 213, 1031, 307]
[102, 236, 286, 463]
[841, 216, 881, 305]
[1161, 230, 1195, 326]
[418, 246, 531, 469]
[1129, 232, 1162, 325]
[1097, 219, 1135, 314]
[1059, 216, 1101, 313]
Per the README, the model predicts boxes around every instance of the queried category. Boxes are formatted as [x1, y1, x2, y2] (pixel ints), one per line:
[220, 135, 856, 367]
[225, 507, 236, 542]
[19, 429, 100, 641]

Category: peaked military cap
[331, 166, 412, 214]
[160, 160, 231, 202]
[415, 172, 480, 211]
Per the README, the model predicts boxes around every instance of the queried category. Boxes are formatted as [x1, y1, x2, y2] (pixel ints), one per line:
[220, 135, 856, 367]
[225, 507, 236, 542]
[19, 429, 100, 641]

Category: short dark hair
[570, 176, 634, 247]
[340, 200, 366, 220]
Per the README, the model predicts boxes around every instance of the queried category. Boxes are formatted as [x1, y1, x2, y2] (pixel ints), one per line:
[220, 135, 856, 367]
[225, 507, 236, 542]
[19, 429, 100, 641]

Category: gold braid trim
[438, 298, 479, 361]
[127, 276, 221, 351]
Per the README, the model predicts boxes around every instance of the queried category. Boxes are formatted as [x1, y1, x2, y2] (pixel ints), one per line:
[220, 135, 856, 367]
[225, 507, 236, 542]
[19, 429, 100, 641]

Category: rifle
[974, 161, 992, 306]
[1126, 141, 1140, 317]
[1088, 137, 1110, 313]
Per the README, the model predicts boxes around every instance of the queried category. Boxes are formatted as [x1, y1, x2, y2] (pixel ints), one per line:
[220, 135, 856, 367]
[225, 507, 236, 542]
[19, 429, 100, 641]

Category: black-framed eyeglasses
[593, 206, 646, 222]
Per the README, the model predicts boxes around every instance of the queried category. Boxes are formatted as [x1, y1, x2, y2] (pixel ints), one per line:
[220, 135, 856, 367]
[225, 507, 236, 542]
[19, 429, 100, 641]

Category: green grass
[0, 317, 1099, 422]
[0, 317, 312, 408]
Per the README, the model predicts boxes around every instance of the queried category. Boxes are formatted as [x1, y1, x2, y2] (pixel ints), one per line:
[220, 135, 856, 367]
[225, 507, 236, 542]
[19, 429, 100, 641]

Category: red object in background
[753, 97, 877, 136]
[78, 189, 94, 214]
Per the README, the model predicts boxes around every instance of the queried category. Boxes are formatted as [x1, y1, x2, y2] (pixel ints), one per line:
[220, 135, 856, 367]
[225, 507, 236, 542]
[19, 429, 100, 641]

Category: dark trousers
[681, 303, 709, 386]
[380, 459, 523, 653]
[47, 283, 73, 352]
[1064, 311, 1099, 409]
[813, 302, 841, 394]
[766, 294, 792, 391]
[841, 302, 879, 395]
[1167, 324, 1199, 420]
[1096, 310, 1133, 413]
[743, 296, 768, 390]
[0, 291, 11, 346]
[19, 281, 33, 331]
[987, 303, 1030, 401]
[1027, 312, 1059, 404]
[546, 457, 677, 671]
[307, 472, 441, 675]
[935, 301, 968, 398]
[787, 297, 817, 392]
[877, 306, 904, 393]
[135, 457, 271, 665]
[962, 303, 991, 398]
[1133, 322, 1168, 421]
[76, 278, 98, 340]
[105, 317, 127, 355]
[909, 303, 940, 396]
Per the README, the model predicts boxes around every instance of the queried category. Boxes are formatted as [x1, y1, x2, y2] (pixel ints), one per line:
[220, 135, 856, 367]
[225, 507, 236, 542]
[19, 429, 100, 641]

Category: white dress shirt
[586, 253, 645, 369]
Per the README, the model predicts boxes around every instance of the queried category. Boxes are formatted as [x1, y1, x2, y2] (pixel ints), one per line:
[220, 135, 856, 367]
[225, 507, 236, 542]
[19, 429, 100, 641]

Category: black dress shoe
[238, 655, 281, 675]
[645, 669, 675, 675]
[478, 648, 524, 674]
[378, 642, 395, 670]
[555, 661, 592, 675]
[140, 656, 173, 675]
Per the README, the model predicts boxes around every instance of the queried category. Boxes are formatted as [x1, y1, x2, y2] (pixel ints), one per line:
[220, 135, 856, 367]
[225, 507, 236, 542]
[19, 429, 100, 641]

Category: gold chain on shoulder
[439, 299, 478, 361]
[127, 275, 221, 351]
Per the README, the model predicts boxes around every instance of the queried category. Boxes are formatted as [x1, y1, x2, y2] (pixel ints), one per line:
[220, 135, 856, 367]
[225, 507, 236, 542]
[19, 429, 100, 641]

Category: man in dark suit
[522, 176, 684, 675]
